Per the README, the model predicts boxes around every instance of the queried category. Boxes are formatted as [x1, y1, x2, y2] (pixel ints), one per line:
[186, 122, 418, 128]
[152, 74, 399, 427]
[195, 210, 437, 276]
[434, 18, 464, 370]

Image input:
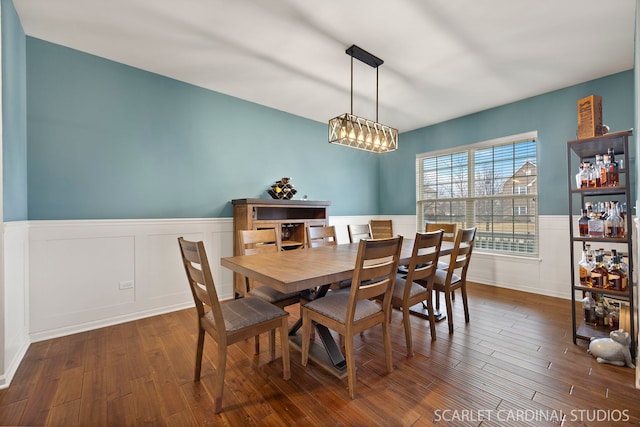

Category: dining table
[221, 238, 454, 377]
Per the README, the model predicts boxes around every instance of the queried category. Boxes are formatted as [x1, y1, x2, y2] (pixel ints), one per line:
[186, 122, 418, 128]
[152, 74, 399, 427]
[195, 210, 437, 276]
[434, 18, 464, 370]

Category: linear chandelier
[328, 45, 398, 153]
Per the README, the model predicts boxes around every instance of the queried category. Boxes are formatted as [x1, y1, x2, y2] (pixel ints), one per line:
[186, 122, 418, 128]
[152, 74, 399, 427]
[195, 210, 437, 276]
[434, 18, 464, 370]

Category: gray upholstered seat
[218, 296, 290, 332]
[303, 292, 382, 323]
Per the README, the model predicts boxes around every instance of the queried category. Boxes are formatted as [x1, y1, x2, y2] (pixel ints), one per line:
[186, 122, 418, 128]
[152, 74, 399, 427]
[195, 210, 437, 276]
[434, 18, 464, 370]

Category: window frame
[416, 131, 538, 257]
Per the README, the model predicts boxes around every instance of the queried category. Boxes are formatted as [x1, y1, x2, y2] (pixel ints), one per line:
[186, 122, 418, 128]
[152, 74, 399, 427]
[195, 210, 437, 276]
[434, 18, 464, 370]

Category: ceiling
[13, 0, 636, 133]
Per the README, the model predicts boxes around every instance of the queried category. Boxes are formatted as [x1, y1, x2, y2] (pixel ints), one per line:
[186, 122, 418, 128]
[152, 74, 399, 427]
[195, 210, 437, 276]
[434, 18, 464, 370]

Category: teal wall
[378, 71, 635, 215]
[26, 37, 380, 219]
[15, 32, 636, 220]
[1, 0, 28, 221]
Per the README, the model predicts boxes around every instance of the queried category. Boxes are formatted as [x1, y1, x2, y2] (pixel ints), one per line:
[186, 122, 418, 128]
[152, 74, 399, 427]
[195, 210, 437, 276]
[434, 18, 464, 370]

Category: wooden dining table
[221, 238, 454, 377]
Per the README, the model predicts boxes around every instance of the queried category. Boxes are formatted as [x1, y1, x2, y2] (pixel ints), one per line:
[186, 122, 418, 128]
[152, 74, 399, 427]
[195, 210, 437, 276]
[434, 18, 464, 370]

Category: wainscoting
[0, 214, 617, 388]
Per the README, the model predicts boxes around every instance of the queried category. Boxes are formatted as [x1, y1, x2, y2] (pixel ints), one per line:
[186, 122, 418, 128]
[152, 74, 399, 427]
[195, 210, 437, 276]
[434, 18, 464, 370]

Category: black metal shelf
[566, 129, 635, 358]
[573, 284, 631, 299]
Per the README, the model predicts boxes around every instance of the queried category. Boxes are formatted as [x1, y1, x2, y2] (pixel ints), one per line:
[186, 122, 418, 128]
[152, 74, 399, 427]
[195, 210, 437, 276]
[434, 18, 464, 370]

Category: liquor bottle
[588, 162, 598, 187]
[590, 254, 608, 289]
[594, 154, 604, 187]
[612, 255, 628, 291]
[600, 154, 610, 187]
[607, 254, 624, 291]
[587, 211, 604, 238]
[578, 209, 589, 237]
[595, 302, 605, 326]
[607, 249, 618, 269]
[580, 161, 592, 188]
[608, 306, 620, 330]
[606, 148, 619, 186]
[606, 202, 623, 238]
[578, 244, 592, 286]
[583, 292, 596, 326]
[584, 201, 593, 216]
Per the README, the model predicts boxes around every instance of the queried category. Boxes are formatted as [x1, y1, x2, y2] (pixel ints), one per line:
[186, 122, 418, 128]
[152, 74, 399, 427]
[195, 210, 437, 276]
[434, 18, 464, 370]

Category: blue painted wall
[378, 71, 634, 215]
[2, 0, 28, 221]
[16, 34, 636, 220]
[26, 37, 380, 219]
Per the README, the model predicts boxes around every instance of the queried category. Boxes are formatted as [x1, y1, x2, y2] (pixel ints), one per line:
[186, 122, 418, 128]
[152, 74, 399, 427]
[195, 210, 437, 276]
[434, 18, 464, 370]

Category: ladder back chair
[347, 223, 372, 243]
[301, 236, 403, 399]
[425, 222, 458, 269]
[306, 225, 338, 248]
[238, 229, 301, 353]
[177, 237, 290, 413]
[391, 230, 443, 353]
[433, 227, 477, 334]
[370, 219, 394, 239]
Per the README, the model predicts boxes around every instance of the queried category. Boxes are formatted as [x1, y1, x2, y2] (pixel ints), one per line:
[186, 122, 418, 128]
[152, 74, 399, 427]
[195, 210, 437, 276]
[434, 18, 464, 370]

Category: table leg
[290, 284, 346, 370]
[315, 323, 347, 370]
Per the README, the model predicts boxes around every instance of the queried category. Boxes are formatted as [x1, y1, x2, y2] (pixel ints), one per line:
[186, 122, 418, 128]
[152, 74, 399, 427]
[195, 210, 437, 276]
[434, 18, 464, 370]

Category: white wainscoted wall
[0, 214, 623, 387]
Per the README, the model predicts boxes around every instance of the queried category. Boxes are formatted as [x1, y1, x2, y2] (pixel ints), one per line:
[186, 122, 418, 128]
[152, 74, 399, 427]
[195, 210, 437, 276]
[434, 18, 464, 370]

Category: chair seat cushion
[434, 268, 461, 286]
[215, 296, 287, 332]
[436, 261, 449, 270]
[392, 276, 428, 300]
[249, 286, 300, 303]
[304, 292, 381, 323]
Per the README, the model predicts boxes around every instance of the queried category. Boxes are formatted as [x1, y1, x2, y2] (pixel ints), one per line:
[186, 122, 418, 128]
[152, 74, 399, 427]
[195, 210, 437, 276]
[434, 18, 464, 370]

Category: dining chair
[391, 230, 443, 354]
[177, 237, 291, 413]
[238, 229, 301, 353]
[424, 223, 458, 305]
[301, 236, 403, 399]
[370, 219, 394, 239]
[425, 222, 457, 269]
[306, 225, 338, 248]
[425, 222, 457, 242]
[347, 223, 372, 243]
[433, 227, 477, 334]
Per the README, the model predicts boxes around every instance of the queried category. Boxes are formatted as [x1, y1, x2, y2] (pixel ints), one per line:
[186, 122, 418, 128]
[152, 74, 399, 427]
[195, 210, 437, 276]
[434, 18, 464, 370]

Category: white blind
[417, 132, 538, 256]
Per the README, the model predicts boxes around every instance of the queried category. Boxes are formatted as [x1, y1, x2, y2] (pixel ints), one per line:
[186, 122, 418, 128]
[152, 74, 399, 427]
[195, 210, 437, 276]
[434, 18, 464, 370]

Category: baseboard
[0, 338, 30, 390]
[29, 301, 194, 343]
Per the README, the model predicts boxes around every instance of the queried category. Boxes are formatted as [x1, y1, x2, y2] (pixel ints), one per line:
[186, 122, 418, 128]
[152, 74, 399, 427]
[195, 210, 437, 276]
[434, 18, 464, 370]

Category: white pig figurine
[587, 329, 635, 368]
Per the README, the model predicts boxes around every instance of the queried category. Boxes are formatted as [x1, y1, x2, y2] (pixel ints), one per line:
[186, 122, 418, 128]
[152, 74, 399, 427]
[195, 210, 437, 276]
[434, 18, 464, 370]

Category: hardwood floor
[2, 282, 639, 426]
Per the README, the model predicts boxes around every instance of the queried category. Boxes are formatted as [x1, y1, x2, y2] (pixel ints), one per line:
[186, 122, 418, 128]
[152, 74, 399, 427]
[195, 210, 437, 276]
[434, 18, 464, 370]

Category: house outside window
[416, 131, 538, 256]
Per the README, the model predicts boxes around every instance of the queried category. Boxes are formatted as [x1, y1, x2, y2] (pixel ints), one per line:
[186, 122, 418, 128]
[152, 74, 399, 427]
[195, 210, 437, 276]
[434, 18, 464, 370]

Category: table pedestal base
[289, 335, 348, 379]
[408, 302, 446, 322]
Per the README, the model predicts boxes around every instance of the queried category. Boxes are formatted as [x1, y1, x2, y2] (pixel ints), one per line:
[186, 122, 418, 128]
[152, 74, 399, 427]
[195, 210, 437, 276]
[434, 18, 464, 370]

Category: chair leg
[254, 335, 260, 355]
[214, 343, 228, 414]
[435, 290, 441, 310]
[269, 330, 276, 361]
[383, 318, 393, 373]
[402, 306, 413, 357]
[194, 327, 205, 381]
[345, 335, 357, 399]
[461, 283, 470, 323]
[279, 318, 291, 380]
[425, 294, 436, 341]
[445, 290, 454, 334]
[301, 309, 311, 366]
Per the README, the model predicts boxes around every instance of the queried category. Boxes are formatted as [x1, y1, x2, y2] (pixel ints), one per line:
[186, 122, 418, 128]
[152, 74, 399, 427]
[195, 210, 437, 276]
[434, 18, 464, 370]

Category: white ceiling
[13, 0, 636, 133]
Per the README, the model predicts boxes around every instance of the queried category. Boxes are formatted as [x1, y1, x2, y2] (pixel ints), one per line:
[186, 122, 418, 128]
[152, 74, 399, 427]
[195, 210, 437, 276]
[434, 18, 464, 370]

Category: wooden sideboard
[231, 198, 331, 294]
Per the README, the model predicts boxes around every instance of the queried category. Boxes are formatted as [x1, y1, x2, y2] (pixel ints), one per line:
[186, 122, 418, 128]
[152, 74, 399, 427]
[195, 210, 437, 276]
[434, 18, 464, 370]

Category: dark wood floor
[1, 282, 639, 426]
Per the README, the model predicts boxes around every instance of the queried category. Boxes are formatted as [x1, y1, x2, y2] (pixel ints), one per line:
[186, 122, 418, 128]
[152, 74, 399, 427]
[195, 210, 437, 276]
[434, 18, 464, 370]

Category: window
[416, 132, 538, 256]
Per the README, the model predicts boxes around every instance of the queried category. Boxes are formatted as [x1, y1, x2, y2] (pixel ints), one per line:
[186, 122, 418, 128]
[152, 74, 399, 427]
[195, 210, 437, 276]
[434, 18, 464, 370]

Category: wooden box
[577, 95, 603, 139]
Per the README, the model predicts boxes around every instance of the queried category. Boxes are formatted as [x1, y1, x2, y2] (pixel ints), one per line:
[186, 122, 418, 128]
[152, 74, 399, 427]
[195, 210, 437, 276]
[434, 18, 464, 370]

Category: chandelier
[328, 45, 398, 153]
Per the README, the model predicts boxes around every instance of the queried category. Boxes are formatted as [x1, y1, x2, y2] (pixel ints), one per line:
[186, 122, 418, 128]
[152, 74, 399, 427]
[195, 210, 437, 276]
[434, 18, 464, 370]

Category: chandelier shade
[328, 45, 398, 153]
[328, 113, 398, 153]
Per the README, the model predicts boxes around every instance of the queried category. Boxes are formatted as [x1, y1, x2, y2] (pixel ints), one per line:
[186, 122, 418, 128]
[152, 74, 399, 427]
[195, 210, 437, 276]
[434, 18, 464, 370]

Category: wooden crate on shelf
[577, 94, 603, 139]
